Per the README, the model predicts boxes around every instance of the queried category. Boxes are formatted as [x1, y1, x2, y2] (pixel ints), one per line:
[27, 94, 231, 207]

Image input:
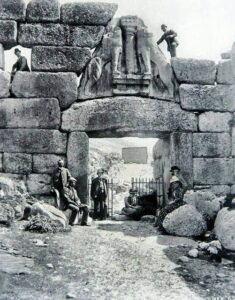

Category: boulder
[188, 249, 199, 258]
[194, 158, 235, 185]
[0, 44, 5, 70]
[27, 174, 51, 195]
[0, 20, 17, 49]
[0, 71, 10, 98]
[0, 0, 26, 21]
[0, 203, 15, 226]
[232, 128, 235, 156]
[0, 129, 67, 154]
[33, 154, 66, 174]
[193, 133, 231, 157]
[12, 72, 77, 109]
[199, 112, 233, 132]
[171, 58, 216, 85]
[69, 25, 105, 48]
[184, 191, 223, 219]
[31, 46, 91, 74]
[0, 98, 61, 128]
[26, 0, 60, 22]
[163, 204, 207, 237]
[61, 2, 118, 25]
[214, 207, 235, 251]
[217, 59, 234, 84]
[179, 84, 235, 112]
[0, 173, 27, 196]
[61, 97, 198, 132]
[3, 153, 32, 174]
[140, 215, 155, 223]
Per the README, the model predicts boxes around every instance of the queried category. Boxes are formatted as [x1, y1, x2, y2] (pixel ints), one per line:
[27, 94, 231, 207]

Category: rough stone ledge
[179, 84, 235, 112]
[0, 0, 26, 21]
[171, 58, 216, 85]
[61, 97, 198, 132]
[194, 185, 231, 196]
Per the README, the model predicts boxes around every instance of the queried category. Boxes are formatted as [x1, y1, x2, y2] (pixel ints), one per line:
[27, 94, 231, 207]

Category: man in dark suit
[11, 48, 30, 82]
[91, 169, 108, 220]
[157, 24, 179, 57]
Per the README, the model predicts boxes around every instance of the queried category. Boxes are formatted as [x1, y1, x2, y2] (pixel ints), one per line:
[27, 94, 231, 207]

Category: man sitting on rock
[11, 48, 30, 82]
[63, 177, 90, 226]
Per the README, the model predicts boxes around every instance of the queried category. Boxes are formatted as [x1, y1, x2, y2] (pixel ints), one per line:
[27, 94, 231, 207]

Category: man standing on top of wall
[11, 48, 30, 82]
[157, 24, 179, 57]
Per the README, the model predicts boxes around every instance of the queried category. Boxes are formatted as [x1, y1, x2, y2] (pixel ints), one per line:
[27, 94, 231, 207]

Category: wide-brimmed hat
[170, 166, 180, 172]
[14, 48, 21, 53]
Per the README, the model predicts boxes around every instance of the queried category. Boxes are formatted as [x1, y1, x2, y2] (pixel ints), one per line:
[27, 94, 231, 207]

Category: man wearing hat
[63, 177, 89, 226]
[90, 169, 108, 220]
[11, 48, 30, 82]
[157, 24, 179, 57]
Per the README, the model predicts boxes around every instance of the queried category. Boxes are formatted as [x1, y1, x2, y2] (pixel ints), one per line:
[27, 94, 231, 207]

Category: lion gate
[0, 1, 234, 203]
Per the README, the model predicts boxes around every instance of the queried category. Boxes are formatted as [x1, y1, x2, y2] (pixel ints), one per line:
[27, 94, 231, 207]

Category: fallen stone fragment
[66, 293, 76, 299]
[216, 273, 227, 278]
[178, 256, 189, 263]
[209, 240, 222, 250]
[198, 242, 209, 250]
[207, 246, 218, 255]
[0, 252, 34, 274]
[33, 239, 48, 247]
[46, 263, 53, 269]
[188, 249, 199, 258]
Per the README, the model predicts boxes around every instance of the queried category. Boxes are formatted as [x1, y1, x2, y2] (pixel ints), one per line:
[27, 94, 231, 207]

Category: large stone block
[194, 158, 235, 185]
[209, 185, 231, 196]
[67, 132, 89, 203]
[0, 0, 26, 21]
[61, 2, 118, 25]
[170, 132, 193, 187]
[3, 153, 32, 174]
[18, 24, 68, 47]
[0, 44, 5, 70]
[0, 129, 67, 154]
[0, 153, 2, 172]
[193, 133, 231, 157]
[31, 46, 91, 74]
[233, 127, 235, 156]
[33, 154, 66, 174]
[62, 97, 198, 132]
[231, 185, 235, 194]
[12, 72, 77, 109]
[0, 98, 60, 128]
[69, 25, 105, 48]
[171, 58, 216, 85]
[26, 0, 60, 22]
[0, 21, 17, 49]
[27, 174, 51, 195]
[199, 112, 233, 132]
[179, 84, 235, 112]
[0, 71, 10, 98]
[217, 59, 234, 85]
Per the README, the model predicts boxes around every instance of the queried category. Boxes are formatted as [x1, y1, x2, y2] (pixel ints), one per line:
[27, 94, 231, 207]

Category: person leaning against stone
[157, 24, 179, 57]
[63, 177, 90, 226]
[51, 159, 72, 209]
[11, 48, 30, 82]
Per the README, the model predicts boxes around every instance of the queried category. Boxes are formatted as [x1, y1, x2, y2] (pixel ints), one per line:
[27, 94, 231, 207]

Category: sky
[5, 0, 235, 71]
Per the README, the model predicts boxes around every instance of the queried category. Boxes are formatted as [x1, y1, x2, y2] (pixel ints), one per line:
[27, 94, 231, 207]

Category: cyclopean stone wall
[0, 0, 234, 202]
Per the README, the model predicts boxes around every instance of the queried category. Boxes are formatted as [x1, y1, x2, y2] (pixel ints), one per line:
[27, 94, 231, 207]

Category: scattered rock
[178, 256, 189, 263]
[66, 293, 76, 299]
[111, 214, 132, 221]
[0, 203, 15, 226]
[33, 239, 48, 247]
[207, 246, 218, 255]
[0, 252, 34, 274]
[46, 263, 53, 269]
[198, 242, 209, 250]
[209, 240, 222, 250]
[140, 215, 155, 223]
[216, 273, 227, 278]
[188, 249, 199, 258]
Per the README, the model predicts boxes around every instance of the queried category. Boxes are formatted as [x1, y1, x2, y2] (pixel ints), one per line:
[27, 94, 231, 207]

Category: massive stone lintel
[194, 158, 235, 185]
[171, 58, 216, 85]
[0, 129, 67, 154]
[62, 97, 198, 132]
[31, 46, 92, 74]
[0, 98, 60, 129]
[193, 133, 231, 157]
[61, 2, 118, 25]
[180, 84, 235, 112]
[12, 72, 77, 109]
[0, 20, 17, 49]
[0, 0, 26, 21]
[26, 0, 60, 22]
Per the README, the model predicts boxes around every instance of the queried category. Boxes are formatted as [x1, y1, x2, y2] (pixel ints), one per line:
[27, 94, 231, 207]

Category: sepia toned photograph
[0, 0, 235, 299]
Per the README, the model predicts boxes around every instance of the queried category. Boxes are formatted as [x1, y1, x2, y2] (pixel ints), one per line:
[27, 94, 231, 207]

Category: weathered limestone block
[0, 71, 10, 98]
[18, 24, 68, 47]
[0, 98, 60, 128]
[26, 0, 60, 22]
[193, 133, 231, 157]
[33, 154, 66, 174]
[0, 0, 26, 21]
[232, 127, 235, 156]
[217, 60, 234, 84]
[231, 185, 235, 194]
[27, 174, 51, 195]
[62, 97, 198, 132]
[61, 2, 118, 25]
[0, 153, 2, 172]
[209, 185, 231, 196]
[3, 153, 32, 174]
[171, 58, 216, 85]
[69, 26, 105, 48]
[31, 46, 91, 73]
[0, 203, 15, 226]
[12, 72, 77, 109]
[0, 129, 67, 154]
[199, 112, 233, 132]
[0, 21, 17, 49]
[67, 132, 89, 203]
[221, 52, 231, 60]
[0, 44, 5, 70]
[179, 84, 235, 112]
[194, 158, 235, 185]
[170, 133, 193, 187]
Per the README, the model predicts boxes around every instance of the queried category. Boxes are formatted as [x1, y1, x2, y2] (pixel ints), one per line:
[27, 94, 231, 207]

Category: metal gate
[88, 179, 114, 217]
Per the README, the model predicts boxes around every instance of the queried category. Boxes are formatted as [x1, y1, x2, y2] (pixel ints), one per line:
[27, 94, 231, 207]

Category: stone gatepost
[67, 132, 89, 204]
[0, 44, 4, 70]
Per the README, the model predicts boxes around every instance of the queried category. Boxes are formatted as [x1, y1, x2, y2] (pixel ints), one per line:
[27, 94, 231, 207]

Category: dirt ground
[0, 220, 235, 300]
